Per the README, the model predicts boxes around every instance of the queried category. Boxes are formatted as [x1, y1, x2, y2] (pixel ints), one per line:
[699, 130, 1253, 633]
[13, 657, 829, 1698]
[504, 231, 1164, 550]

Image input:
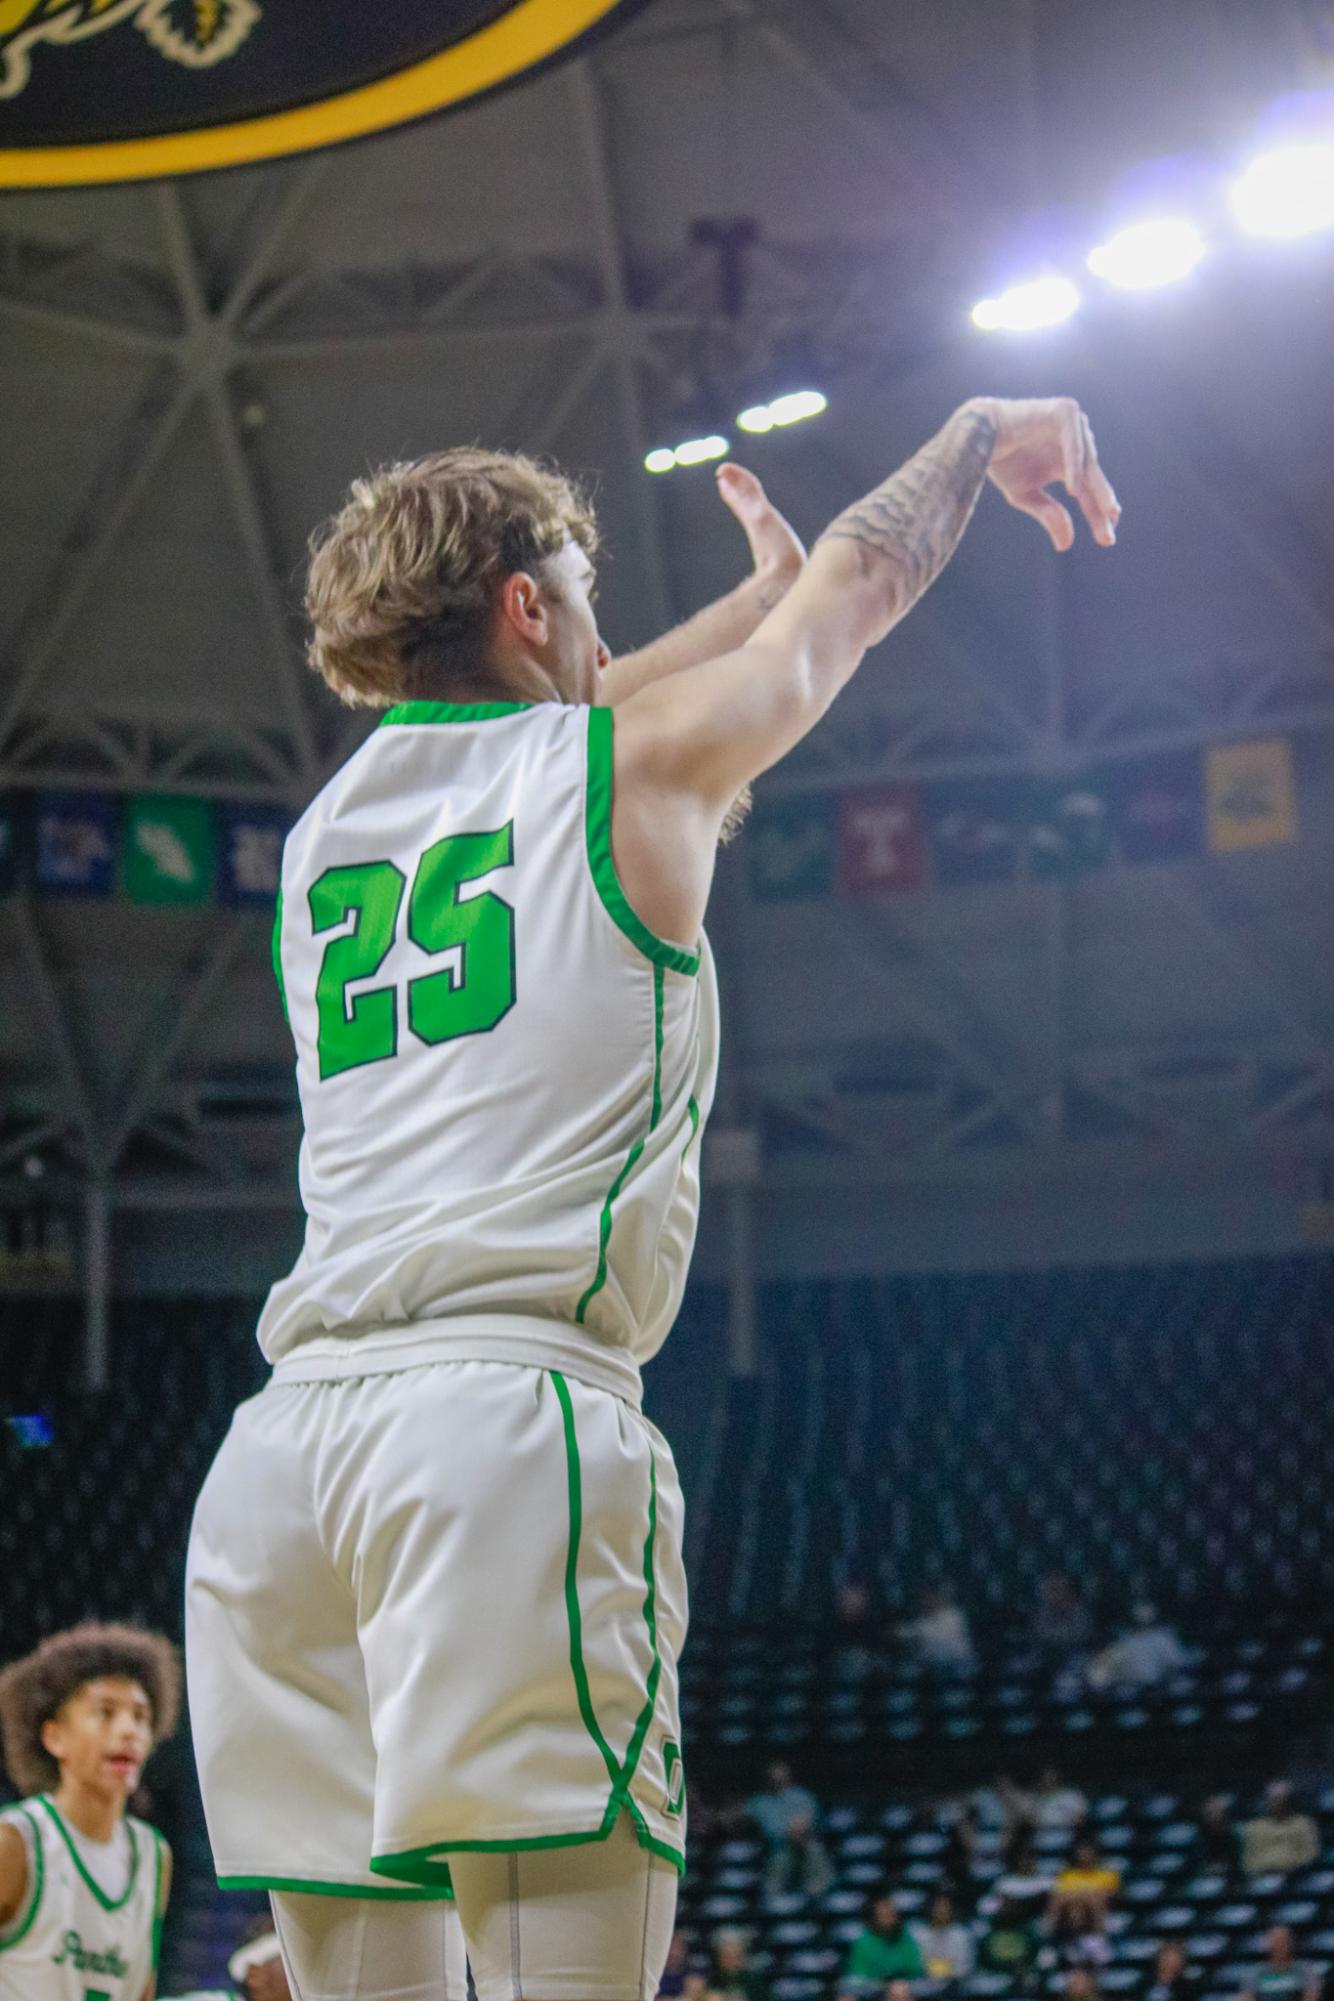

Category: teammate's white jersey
[260, 700, 719, 1405]
[0, 1796, 163, 2000]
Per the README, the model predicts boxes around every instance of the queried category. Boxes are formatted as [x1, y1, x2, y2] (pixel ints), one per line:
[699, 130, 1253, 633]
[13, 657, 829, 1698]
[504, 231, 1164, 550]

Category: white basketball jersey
[0, 1797, 162, 2001]
[260, 700, 719, 1405]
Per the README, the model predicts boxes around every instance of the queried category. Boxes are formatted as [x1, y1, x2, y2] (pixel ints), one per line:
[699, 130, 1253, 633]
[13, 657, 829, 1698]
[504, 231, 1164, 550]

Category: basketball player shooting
[0, 1624, 176, 2000]
[185, 396, 1119, 2001]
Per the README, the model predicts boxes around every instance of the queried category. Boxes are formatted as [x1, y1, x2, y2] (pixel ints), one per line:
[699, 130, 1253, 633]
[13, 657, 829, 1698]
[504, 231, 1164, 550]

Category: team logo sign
[0, 0, 259, 101]
[0, 0, 644, 185]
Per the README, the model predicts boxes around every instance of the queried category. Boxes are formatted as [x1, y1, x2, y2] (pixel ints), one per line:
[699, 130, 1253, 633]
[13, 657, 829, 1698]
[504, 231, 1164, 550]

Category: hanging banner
[749, 795, 834, 903]
[1205, 738, 1298, 853]
[838, 785, 926, 898]
[34, 791, 117, 898]
[0, 0, 644, 187]
[1025, 776, 1110, 879]
[216, 803, 290, 907]
[1102, 750, 1203, 867]
[924, 778, 1024, 887]
[123, 793, 216, 905]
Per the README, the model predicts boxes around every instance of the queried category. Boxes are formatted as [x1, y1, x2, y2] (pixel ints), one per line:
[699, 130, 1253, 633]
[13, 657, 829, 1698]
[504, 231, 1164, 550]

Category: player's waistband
[266, 1313, 644, 1410]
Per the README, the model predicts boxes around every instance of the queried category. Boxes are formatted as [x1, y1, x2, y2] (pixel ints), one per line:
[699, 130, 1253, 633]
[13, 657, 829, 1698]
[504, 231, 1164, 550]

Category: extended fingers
[1063, 407, 1120, 547]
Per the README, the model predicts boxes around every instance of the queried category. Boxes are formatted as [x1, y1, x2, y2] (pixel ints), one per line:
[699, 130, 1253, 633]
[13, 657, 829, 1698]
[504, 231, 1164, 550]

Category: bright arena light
[737, 404, 775, 434]
[644, 447, 677, 474]
[1086, 216, 1206, 289]
[970, 274, 1080, 333]
[1230, 141, 1334, 238]
[671, 434, 730, 467]
[767, 389, 828, 426]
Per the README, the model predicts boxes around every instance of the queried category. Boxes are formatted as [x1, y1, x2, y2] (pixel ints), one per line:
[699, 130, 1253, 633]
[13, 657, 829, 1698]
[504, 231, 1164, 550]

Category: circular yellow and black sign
[0, 0, 646, 187]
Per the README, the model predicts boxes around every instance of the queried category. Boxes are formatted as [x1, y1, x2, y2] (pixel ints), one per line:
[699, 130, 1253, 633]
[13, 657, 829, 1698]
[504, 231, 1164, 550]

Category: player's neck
[50, 1774, 124, 1844]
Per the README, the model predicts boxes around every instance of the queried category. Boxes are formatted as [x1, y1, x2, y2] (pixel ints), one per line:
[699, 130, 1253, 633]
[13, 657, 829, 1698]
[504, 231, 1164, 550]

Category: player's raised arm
[616, 396, 1119, 825]
[600, 463, 806, 703]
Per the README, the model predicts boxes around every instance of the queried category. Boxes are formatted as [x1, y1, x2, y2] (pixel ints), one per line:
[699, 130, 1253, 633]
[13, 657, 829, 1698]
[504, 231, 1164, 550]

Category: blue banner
[33, 791, 117, 898]
[216, 803, 291, 907]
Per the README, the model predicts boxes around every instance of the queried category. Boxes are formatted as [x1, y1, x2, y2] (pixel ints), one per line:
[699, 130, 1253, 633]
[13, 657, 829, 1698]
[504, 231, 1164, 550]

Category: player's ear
[40, 1715, 65, 1762]
[497, 570, 551, 646]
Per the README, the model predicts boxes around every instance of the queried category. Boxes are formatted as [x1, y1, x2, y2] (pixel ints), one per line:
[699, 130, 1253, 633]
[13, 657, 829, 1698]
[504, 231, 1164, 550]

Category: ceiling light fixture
[970, 274, 1080, 333]
[1087, 216, 1207, 289]
[1229, 141, 1334, 238]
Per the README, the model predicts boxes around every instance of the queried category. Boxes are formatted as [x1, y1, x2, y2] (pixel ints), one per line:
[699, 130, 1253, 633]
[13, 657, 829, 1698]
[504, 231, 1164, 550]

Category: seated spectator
[1147, 1938, 1205, 2001]
[940, 1803, 981, 1913]
[1196, 1795, 1243, 1877]
[1033, 1764, 1088, 1832]
[708, 1930, 768, 2001]
[1239, 1926, 1320, 2001]
[1050, 1892, 1111, 1970]
[972, 1771, 1035, 1832]
[1242, 1784, 1320, 1876]
[659, 1931, 690, 1999]
[1034, 1572, 1094, 1656]
[745, 1759, 834, 1897]
[1066, 1970, 1101, 2001]
[840, 1894, 926, 1997]
[227, 1918, 289, 2000]
[980, 1895, 1042, 1993]
[901, 1584, 976, 1675]
[982, 1829, 1053, 1924]
[1087, 1604, 1188, 1689]
[834, 1581, 882, 1682]
[911, 1889, 976, 1981]
[1050, 1834, 1121, 1920]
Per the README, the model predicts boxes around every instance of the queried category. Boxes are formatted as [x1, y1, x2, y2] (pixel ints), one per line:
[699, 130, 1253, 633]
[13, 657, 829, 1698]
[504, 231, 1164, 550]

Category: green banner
[122, 794, 216, 906]
[749, 796, 835, 902]
[1025, 777, 1111, 879]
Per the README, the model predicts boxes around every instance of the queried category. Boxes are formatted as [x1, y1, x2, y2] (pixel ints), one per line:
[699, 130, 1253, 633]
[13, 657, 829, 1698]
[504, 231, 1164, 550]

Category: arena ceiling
[1, 0, 1332, 1261]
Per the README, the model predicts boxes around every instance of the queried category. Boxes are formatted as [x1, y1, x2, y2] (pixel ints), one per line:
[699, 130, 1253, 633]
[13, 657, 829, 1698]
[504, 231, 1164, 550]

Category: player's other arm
[620, 397, 1118, 819]
[140, 1839, 172, 2001]
[599, 464, 805, 703]
[0, 1821, 28, 1929]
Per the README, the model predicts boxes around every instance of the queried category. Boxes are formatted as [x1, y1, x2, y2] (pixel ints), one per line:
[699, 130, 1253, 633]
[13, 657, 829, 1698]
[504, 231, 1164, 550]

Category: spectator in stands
[227, 1917, 289, 1999]
[911, 1889, 976, 1981]
[1033, 1765, 1089, 1831]
[708, 1929, 769, 2001]
[1065, 1969, 1101, 2001]
[1034, 1573, 1094, 1657]
[1242, 1785, 1320, 1877]
[1050, 1834, 1121, 1923]
[833, 1581, 881, 1682]
[980, 1894, 1042, 1993]
[1050, 1890, 1111, 1971]
[659, 1930, 690, 1998]
[1196, 1795, 1243, 1877]
[901, 1584, 976, 1675]
[941, 1802, 982, 1912]
[746, 1758, 834, 1895]
[1087, 1604, 1189, 1689]
[1238, 1926, 1320, 2001]
[982, 1828, 1053, 1924]
[840, 1894, 927, 1996]
[1146, 1938, 1205, 2001]
[972, 1771, 1035, 1832]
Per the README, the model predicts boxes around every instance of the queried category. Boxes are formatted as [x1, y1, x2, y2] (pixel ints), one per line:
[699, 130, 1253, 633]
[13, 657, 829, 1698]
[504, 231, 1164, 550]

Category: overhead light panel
[971, 274, 1080, 333]
[1087, 216, 1206, 289]
[644, 448, 677, 474]
[737, 389, 829, 434]
[672, 434, 731, 466]
[1230, 141, 1334, 238]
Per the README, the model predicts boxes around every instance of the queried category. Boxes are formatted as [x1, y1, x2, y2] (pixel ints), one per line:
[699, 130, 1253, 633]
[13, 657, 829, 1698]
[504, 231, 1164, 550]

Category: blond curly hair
[305, 447, 600, 709]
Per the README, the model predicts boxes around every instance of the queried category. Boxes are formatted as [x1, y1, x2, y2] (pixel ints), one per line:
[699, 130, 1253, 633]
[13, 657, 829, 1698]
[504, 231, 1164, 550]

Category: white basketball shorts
[185, 1359, 688, 1896]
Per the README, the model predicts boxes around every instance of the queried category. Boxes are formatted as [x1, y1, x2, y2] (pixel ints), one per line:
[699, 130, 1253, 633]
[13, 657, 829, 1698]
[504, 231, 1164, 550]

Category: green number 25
[310, 825, 515, 1082]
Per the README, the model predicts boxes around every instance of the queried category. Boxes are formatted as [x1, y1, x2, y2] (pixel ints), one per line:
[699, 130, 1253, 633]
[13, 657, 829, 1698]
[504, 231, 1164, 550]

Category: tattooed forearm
[818, 406, 997, 620]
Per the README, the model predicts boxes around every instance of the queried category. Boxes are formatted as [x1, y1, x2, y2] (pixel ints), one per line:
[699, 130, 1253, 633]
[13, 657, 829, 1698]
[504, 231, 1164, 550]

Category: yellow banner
[1204, 738, 1298, 853]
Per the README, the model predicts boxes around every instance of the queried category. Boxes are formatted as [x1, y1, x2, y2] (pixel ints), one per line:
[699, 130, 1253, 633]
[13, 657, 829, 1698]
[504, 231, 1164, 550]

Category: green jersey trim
[369, 1368, 684, 1887]
[219, 1873, 455, 1902]
[0, 1806, 44, 1952]
[584, 706, 701, 977]
[271, 887, 287, 1021]
[38, 1796, 139, 1914]
[379, 702, 536, 725]
[575, 964, 664, 1325]
[150, 1827, 165, 1970]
